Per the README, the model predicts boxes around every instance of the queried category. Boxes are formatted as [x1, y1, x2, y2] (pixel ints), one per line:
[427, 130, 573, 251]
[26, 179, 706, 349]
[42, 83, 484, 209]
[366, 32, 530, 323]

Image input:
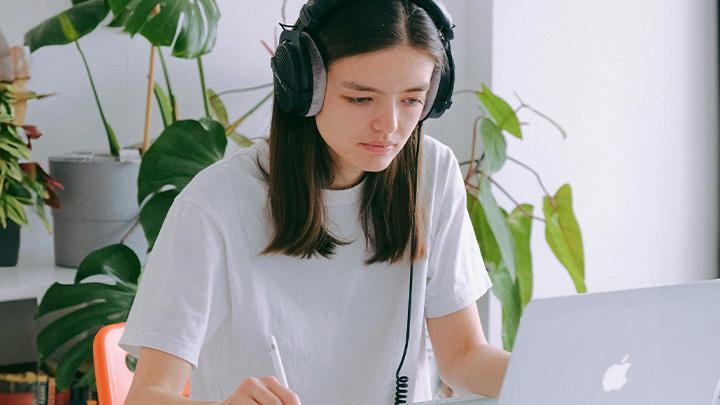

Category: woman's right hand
[222, 376, 301, 405]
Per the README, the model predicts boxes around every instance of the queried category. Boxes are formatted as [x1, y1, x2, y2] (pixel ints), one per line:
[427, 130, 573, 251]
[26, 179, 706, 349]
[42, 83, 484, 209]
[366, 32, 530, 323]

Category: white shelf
[0, 250, 76, 303]
[0, 223, 76, 303]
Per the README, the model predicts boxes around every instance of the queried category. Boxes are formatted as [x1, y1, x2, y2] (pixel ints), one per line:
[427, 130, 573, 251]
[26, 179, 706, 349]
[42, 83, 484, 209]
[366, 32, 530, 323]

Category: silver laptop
[419, 279, 720, 405]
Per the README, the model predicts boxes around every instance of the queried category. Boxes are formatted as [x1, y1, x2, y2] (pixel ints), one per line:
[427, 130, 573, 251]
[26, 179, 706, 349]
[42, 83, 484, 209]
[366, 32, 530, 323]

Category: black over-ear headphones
[271, 0, 455, 121]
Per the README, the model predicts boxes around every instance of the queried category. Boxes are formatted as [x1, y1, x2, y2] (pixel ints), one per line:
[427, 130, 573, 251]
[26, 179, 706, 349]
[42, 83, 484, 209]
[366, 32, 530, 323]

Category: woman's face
[315, 46, 435, 190]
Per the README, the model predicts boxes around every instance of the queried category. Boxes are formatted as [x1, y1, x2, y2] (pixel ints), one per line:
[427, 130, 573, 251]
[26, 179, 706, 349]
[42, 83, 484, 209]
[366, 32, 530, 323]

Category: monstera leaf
[109, 0, 220, 58]
[24, 0, 110, 51]
[138, 118, 227, 250]
[35, 244, 140, 390]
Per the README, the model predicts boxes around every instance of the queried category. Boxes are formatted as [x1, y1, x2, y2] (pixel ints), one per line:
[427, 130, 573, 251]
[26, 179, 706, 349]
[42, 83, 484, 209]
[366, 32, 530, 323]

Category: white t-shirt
[119, 135, 491, 404]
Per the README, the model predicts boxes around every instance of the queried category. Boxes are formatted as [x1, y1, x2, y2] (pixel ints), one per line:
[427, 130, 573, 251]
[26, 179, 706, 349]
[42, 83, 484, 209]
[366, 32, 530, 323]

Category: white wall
[490, 0, 719, 300]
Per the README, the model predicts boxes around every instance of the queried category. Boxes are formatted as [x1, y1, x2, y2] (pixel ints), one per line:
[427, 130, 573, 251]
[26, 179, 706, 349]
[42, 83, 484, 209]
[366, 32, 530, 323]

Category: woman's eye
[405, 98, 424, 106]
[347, 97, 371, 104]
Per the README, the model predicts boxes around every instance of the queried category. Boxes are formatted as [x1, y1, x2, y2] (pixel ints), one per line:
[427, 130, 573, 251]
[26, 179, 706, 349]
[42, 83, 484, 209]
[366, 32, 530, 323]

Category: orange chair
[93, 322, 190, 404]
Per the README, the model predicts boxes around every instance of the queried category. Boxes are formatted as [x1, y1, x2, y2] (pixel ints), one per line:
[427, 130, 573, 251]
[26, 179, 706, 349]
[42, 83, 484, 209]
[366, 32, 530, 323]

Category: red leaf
[19, 162, 63, 208]
[22, 125, 42, 139]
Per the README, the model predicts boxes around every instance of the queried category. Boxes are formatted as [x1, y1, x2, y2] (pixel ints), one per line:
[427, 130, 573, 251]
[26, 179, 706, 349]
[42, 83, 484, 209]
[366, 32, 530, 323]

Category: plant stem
[197, 56, 209, 117]
[453, 89, 483, 95]
[226, 90, 273, 135]
[120, 217, 140, 245]
[486, 176, 544, 222]
[142, 45, 157, 155]
[76, 41, 120, 157]
[215, 83, 273, 97]
[465, 115, 483, 184]
[157, 50, 177, 121]
[506, 156, 551, 196]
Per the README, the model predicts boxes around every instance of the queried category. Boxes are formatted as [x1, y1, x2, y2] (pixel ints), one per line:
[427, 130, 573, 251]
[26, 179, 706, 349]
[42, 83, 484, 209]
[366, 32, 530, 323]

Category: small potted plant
[23, 0, 221, 267]
[0, 33, 61, 266]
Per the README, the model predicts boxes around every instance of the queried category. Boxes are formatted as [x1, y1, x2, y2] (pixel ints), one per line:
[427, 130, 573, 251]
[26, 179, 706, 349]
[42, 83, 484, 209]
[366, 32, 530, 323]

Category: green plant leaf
[74, 365, 96, 389]
[24, 0, 109, 52]
[478, 118, 507, 174]
[207, 89, 229, 127]
[53, 334, 95, 390]
[153, 82, 173, 128]
[466, 192, 501, 265]
[206, 89, 254, 147]
[35, 245, 140, 389]
[476, 179, 517, 279]
[507, 205, 533, 309]
[0, 135, 30, 161]
[137, 118, 226, 205]
[74, 244, 141, 287]
[34, 194, 52, 234]
[110, 0, 220, 59]
[36, 282, 136, 319]
[476, 84, 522, 139]
[139, 189, 178, 251]
[543, 184, 586, 293]
[2, 194, 28, 226]
[487, 262, 521, 352]
[228, 132, 254, 148]
[36, 303, 124, 364]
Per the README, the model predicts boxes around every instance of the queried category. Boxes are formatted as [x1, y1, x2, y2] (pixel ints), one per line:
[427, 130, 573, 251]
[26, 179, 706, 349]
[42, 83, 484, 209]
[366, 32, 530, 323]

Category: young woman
[121, 1, 510, 404]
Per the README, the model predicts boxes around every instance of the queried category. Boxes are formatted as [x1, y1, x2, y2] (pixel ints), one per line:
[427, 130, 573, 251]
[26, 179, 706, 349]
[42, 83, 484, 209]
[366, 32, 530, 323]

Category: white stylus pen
[268, 335, 289, 388]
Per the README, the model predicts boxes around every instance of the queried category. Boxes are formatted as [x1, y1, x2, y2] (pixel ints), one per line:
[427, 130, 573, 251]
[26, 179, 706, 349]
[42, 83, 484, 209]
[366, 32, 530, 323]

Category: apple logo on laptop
[602, 354, 631, 392]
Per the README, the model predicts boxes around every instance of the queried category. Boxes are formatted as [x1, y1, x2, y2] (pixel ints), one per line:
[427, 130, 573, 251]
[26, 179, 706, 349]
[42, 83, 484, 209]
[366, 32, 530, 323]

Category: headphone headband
[299, 0, 453, 40]
[272, 0, 455, 119]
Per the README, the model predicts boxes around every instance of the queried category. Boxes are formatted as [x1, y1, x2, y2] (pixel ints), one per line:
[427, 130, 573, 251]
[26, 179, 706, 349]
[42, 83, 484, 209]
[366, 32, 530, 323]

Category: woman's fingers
[260, 376, 302, 405]
[227, 376, 301, 405]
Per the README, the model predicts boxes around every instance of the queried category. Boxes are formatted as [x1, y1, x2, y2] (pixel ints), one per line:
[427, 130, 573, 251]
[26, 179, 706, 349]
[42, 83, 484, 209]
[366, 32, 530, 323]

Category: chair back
[93, 322, 190, 404]
[93, 322, 134, 405]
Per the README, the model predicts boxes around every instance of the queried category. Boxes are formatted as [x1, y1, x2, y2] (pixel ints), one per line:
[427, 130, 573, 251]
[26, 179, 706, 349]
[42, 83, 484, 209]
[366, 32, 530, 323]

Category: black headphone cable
[395, 121, 423, 404]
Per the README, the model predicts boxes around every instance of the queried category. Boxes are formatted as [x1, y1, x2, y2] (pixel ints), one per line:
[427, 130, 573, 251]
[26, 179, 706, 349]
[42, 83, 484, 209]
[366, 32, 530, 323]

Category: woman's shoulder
[422, 134, 460, 174]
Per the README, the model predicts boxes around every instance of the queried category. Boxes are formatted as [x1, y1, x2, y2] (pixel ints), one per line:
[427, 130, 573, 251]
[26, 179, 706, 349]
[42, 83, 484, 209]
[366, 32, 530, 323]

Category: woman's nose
[371, 102, 399, 134]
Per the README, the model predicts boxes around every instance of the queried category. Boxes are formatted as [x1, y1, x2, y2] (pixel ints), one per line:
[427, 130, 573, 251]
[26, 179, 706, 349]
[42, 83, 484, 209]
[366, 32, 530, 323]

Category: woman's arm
[426, 302, 510, 398]
[125, 347, 301, 405]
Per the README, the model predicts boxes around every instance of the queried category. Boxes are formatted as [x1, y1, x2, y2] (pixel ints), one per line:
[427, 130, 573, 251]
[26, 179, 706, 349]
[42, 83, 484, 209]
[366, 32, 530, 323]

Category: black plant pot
[0, 221, 21, 267]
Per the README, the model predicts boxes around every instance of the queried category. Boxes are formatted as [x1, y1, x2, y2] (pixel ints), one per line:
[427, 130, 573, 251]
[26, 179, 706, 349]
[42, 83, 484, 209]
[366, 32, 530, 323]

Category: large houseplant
[24, 0, 221, 267]
[464, 84, 585, 352]
[0, 35, 61, 266]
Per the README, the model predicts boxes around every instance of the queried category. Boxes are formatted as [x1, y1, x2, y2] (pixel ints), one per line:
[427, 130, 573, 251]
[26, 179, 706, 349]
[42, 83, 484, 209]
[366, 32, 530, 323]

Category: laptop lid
[498, 279, 720, 404]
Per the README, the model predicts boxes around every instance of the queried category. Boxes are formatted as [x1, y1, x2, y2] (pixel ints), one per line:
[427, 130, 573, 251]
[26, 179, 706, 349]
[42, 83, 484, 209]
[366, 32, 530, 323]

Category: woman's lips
[361, 143, 394, 153]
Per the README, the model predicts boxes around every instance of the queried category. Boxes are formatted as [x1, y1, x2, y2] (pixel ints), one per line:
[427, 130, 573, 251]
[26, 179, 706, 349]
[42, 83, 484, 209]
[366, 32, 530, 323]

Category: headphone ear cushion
[421, 67, 441, 120]
[301, 33, 327, 117]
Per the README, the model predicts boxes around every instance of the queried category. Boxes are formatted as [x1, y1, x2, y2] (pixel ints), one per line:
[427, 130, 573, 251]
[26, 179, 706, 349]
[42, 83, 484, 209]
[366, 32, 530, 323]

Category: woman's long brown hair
[262, 0, 448, 264]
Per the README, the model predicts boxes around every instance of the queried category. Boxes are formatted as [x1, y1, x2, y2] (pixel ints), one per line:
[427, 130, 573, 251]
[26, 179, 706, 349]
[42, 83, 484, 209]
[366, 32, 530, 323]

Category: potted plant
[0, 33, 61, 267]
[463, 84, 585, 352]
[23, 0, 221, 267]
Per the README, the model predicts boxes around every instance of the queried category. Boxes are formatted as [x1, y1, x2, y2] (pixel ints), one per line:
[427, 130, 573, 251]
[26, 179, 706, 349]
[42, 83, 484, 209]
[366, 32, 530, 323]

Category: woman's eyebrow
[340, 81, 430, 94]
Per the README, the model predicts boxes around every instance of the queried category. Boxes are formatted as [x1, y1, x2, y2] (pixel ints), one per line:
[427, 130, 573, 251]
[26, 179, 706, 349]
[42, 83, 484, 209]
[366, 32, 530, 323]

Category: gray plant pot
[50, 153, 147, 268]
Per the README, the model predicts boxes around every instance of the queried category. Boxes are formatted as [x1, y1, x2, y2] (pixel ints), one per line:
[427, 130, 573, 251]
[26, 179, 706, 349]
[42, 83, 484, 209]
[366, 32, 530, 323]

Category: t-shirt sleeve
[424, 143, 492, 319]
[119, 197, 229, 368]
